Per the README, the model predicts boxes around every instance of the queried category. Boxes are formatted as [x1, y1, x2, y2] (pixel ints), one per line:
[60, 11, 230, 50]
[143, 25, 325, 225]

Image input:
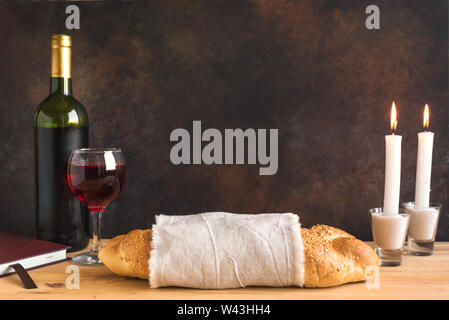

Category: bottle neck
[50, 34, 72, 96]
[50, 77, 72, 96]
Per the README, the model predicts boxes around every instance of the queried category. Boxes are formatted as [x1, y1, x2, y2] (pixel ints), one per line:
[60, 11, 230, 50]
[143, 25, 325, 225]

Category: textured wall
[0, 0, 447, 240]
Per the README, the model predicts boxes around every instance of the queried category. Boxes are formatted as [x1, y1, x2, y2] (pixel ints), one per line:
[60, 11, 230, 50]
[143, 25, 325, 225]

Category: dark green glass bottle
[34, 34, 89, 251]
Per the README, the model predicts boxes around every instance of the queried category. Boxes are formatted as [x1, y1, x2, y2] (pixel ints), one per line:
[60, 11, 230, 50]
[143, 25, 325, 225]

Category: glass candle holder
[403, 202, 442, 256]
[369, 208, 410, 266]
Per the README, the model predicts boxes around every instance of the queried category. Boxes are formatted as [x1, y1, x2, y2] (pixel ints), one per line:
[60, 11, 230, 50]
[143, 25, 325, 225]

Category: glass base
[72, 251, 103, 265]
[408, 237, 434, 256]
[375, 247, 403, 266]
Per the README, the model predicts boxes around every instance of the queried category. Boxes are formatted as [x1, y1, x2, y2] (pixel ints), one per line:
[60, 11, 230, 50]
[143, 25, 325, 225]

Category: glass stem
[90, 211, 102, 253]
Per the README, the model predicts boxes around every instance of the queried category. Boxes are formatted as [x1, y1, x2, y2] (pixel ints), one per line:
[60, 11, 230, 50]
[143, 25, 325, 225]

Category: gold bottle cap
[51, 34, 72, 47]
[51, 34, 71, 78]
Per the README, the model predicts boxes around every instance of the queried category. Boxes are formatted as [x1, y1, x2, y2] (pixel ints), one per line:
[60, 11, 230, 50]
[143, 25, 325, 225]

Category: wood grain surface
[1, 241, 448, 300]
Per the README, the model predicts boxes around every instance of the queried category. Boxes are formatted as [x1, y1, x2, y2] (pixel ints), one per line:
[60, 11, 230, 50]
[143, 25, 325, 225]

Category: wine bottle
[34, 34, 89, 251]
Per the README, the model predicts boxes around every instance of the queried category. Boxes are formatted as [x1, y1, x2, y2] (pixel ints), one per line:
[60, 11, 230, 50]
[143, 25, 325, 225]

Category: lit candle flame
[390, 102, 397, 134]
[423, 104, 430, 131]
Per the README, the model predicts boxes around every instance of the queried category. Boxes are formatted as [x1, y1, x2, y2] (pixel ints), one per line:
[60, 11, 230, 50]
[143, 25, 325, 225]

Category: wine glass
[67, 148, 126, 265]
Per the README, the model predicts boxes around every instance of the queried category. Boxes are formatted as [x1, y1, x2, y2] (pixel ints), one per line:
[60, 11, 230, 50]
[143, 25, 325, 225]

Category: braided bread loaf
[98, 225, 379, 287]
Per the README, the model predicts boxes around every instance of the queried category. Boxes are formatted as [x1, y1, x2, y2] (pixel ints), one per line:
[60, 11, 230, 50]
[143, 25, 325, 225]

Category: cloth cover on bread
[149, 212, 304, 289]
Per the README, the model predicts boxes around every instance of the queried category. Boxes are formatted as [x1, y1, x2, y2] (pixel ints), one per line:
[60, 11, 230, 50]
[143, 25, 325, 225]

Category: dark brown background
[0, 0, 447, 240]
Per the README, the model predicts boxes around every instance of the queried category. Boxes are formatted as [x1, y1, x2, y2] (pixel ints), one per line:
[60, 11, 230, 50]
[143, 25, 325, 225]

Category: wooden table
[1, 241, 449, 300]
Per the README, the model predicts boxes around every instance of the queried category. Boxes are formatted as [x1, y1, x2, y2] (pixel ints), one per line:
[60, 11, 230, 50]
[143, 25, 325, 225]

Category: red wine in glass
[67, 148, 126, 265]
[68, 162, 126, 212]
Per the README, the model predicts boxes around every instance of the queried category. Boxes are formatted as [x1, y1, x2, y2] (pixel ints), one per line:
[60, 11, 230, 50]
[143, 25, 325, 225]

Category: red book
[0, 232, 69, 276]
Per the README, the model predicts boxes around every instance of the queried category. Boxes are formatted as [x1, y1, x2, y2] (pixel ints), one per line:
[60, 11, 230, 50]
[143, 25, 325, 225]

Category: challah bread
[98, 225, 379, 287]
[98, 229, 152, 280]
[301, 225, 379, 287]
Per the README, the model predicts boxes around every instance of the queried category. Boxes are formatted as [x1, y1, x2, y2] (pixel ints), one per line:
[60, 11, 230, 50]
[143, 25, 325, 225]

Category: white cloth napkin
[149, 212, 304, 289]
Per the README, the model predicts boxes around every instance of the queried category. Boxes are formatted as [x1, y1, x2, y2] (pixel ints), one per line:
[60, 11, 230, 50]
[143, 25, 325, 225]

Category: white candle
[383, 102, 402, 215]
[371, 213, 409, 250]
[414, 104, 434, 208]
